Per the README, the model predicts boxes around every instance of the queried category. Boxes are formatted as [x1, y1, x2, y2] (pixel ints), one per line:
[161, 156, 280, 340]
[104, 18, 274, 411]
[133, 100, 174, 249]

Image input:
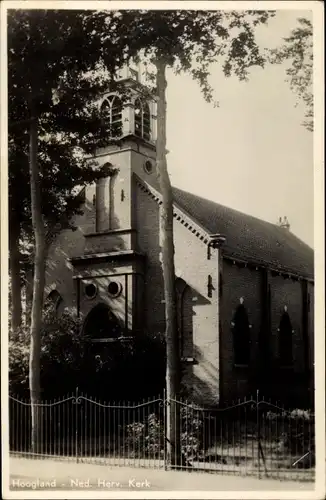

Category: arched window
[278, 309, 293, 366]
[45, 290, 63, 314]
[143, 103, 151, 141]
[134, 99, 151, 140]
[83, 303, 123, 343]
[100, 95, 122, 138]
[111, 96, 122, 136]
[231, 301, 251, 365]
[134, 98, 142, 138]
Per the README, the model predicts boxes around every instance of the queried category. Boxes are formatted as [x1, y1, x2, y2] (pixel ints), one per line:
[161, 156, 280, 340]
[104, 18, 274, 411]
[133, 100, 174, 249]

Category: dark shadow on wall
[181, 343, 221, 407]
[135, 185, 165, 336]
[176, 280, 211, 359]
[182, 342, 312, 409]
[176, 281, 218, 406]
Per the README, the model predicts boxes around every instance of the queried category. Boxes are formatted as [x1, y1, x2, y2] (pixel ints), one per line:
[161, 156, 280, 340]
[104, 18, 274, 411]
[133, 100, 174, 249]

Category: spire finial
[278, 216, 290, 231]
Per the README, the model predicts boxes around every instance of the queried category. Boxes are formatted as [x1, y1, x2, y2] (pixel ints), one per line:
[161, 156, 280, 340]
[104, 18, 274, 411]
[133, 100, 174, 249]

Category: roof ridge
[171, 185, 312, 250]
[172, 186, 280, 230]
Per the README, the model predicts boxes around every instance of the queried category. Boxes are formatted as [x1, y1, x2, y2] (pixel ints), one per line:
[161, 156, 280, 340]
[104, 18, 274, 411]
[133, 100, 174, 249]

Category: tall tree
[98, 8, 275, 466]
[268, 17, 313, 131]
[8, 9, 126, 451]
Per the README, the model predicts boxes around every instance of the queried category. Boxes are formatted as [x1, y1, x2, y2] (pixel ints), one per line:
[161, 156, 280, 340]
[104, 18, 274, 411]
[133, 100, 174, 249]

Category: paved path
[7, 457, 314, 492]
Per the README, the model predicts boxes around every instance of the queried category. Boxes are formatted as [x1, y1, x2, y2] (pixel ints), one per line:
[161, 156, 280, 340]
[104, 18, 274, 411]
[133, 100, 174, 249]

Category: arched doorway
[81, 304, 125, 396]
[83, 303, 123, 343]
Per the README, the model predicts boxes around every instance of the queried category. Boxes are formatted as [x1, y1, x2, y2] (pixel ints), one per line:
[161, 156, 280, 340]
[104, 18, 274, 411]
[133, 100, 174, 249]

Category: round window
[85, 283, 97, 299]
[144, 160, 153, 174]
[108, 281, 122, 298]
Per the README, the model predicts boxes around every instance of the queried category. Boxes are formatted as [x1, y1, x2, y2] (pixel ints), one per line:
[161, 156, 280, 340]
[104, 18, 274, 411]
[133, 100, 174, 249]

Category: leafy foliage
[8, 8, 278, 259]
[9, 306, 166, 400]
[180, 403, 204, 460]
[100, 10, 275, 104]
[125, 403, 205, 461]
[8, 10, 125, 271]
[125, 413, 165, 459]
[9, 308, 84, 396]
[268, 17, 313, 131]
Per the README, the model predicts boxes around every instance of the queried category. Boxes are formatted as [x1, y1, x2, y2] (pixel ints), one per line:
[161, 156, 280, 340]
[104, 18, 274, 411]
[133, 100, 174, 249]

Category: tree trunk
[24, 262, 34, 328]
[155, 58, 181, 468]
[9, 206, 22, 338]
[28, 100, 46, 453]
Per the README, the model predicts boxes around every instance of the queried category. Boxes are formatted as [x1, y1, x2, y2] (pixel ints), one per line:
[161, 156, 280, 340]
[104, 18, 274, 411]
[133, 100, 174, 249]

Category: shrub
[9, 309, 166, 400]
[180, 403, 204, 460]
[9, 307, 85, 397]
[125, 413, 164, 458]
[124, 403, 205, 462]
[265, 408, 314, 457]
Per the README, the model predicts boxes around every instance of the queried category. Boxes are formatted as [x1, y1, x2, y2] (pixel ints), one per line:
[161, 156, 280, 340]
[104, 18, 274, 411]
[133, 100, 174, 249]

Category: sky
[164, 10, 313, 246]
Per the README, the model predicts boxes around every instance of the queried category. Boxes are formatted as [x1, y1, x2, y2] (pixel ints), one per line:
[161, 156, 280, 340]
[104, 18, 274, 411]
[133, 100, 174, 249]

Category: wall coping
[70, 250, 145, 266]
[84, 228, 136, 238]
[134, 174, 214, 247]
[223, 255, 314, 283]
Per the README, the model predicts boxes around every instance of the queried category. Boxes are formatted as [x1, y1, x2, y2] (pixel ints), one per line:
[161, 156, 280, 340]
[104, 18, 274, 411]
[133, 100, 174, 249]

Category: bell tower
[71, 62, 158, 336]
[99, 62, 157, 144]
[82, 60, 158, 252]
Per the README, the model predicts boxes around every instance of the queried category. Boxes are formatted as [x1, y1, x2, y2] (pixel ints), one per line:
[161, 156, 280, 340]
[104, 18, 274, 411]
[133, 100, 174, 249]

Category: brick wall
[219, 257, 312, 405]
[45, 212, 87, 315]
[269, 273, 310, 404]
[134, 185, 165, 335]
[135, 182, 221, 405]
[220, 259, 262, 403]
[93, 149, 133, 233]
[269, 274, 304, 370]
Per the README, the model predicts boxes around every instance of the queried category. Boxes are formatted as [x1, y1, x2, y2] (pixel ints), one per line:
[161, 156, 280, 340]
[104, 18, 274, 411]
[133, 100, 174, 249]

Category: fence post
[75, 387, 79, 464]
[256, 389, 260, 479]
[163, 388, 167, 471]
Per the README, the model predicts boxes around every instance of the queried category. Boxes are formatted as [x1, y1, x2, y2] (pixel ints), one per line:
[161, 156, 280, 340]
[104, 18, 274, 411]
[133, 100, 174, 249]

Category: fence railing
[9, 390, 315, 482]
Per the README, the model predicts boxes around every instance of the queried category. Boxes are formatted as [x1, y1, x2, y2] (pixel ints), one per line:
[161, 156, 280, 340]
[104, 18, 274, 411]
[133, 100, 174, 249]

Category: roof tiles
[172, 187, 314, 280]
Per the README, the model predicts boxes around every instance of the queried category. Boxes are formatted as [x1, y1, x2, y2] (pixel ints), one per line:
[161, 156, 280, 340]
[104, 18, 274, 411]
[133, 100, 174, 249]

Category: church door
[83, 303, 123, 343]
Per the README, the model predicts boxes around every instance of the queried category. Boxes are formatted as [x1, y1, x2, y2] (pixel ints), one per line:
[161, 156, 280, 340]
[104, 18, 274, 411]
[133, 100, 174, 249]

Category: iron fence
[9, 390, 315, 482]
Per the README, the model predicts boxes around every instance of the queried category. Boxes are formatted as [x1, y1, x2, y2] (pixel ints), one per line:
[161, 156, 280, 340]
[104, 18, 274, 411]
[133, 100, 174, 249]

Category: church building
[45, 65, 314, 407]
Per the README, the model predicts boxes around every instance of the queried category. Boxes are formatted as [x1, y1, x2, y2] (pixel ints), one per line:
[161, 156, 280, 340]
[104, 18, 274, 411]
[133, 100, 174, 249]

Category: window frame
[45, 290, 63, 314]
[231, 303, 252, 368]
[100, 94, 123, 138]
[134, 98, 151, 141]
[278, 310, 294, 368]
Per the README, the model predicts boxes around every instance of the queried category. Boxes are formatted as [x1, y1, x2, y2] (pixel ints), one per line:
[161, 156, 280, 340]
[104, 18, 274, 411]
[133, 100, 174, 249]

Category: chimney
[278, 216, 290, 231]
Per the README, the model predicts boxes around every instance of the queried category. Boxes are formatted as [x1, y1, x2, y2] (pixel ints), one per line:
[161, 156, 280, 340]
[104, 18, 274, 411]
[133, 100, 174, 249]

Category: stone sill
[181, 357, 197, 365]
[70, 250, 145, 265]
[84, 228, 135, 238]
[91, 337, 134, 344]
